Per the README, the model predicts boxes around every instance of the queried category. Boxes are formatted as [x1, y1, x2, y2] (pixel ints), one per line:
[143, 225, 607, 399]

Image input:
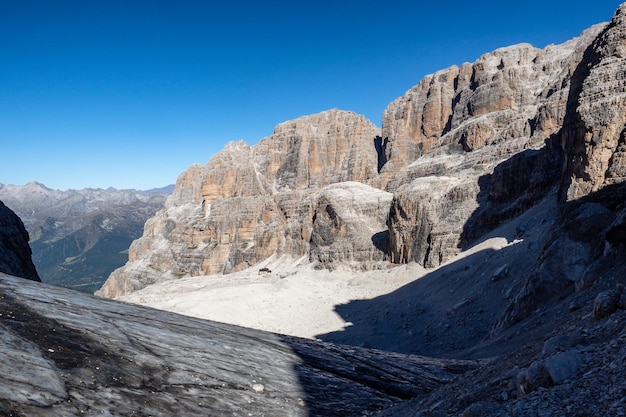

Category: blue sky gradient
[1, 1, 622, 190]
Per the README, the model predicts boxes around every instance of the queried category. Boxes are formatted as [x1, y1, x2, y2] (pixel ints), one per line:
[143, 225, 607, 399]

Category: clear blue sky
[1, 1, 622, 190]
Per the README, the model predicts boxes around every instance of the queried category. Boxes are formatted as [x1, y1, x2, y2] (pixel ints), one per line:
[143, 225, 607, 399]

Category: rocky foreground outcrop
[101, 4, 626, 312]
[0, 273, 479, 417]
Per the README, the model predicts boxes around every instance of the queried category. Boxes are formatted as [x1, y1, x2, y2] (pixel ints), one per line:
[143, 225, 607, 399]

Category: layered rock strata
[495, 3, 626, 333]
[562, 5, 626, 200]
[383, 24, 606, 268]
[98, 110, 386, 297]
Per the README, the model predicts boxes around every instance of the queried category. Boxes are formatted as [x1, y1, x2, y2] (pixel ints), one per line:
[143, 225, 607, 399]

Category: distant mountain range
[0, 182, 170, 292]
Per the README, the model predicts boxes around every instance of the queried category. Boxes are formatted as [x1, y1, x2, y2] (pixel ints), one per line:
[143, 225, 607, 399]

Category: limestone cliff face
[562, 4, 626, 200]
[309, 182, 393, 268]
[98, 110, 385, 297]
[380, 24, 607, 173]
[384, 25, 606, 267]
[494, 4, 626, 332]
[0, 201, 39, 281]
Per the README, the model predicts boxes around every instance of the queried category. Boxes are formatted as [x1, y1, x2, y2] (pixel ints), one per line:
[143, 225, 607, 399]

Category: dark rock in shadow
[319, 192, 559, 359]
[0, 200, 39, 281]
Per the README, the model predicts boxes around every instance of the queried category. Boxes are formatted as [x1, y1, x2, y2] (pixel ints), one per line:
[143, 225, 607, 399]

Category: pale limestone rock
[383, 26, 605, 268]
[381, 26, 605, 174]
[387, 174, 478, 268]
[309, 182, 393, 267]
[255, 109, 381, 190]
[98, 110, 384, 297]
[100, 11, 625, 297]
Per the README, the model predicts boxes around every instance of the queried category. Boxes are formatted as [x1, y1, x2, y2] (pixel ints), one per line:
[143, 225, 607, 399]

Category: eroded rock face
[380, 25, 604, 173]
[101, 12, 622, 295]
[0, 201, 39, 281]
[384, 25, 606, 268]
[492, 5, 626, 334]
[102, 5, 626, 295]
[494, 182, 626, 333]
[387, 175, 476, 268]
[98, 110, 386, 297]
[309, 182, 393, 267]
[562, 5, 626, 200]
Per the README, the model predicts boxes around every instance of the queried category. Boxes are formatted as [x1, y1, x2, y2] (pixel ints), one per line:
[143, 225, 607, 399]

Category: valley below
[0, 183, 171, 293]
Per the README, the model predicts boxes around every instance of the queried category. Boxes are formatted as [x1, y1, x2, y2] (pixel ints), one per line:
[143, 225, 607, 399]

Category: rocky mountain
[99, 13, 610, 297]
[0, 201, 39, 281]
[98, 109, 388, 296]
[0, 182, 169, 292]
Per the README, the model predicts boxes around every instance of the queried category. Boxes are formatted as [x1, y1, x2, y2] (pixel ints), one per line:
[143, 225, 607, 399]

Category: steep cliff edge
[494, 3, 626, 333]
[0, 200, 39, 281]
[562, 4, 626, 200]
[384, 24, 605, 268]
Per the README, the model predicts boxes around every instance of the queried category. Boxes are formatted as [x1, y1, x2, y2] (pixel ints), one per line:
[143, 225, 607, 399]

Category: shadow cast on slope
[265, 27, 614, 416]
[277, 333, 482, 417]
[318, 243, 534, 359]
[459, 138, 562, 251]
[318, 122, 573, 360]
[318, 127, 567, 358]
[460, 16, 605, 249]
[0, 273, 483, 417]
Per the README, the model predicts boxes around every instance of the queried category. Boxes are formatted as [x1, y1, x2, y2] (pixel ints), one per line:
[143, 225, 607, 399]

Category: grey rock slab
[0, 273, 479, 416]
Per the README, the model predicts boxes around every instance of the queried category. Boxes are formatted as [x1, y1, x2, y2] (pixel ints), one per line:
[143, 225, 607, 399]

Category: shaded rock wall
[0, 201, 39, 281]
[98, 110, 387, 297]
[495, 4, 626, 333]
[562, 5, 626, 200]
[384, 25, 606, 268]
